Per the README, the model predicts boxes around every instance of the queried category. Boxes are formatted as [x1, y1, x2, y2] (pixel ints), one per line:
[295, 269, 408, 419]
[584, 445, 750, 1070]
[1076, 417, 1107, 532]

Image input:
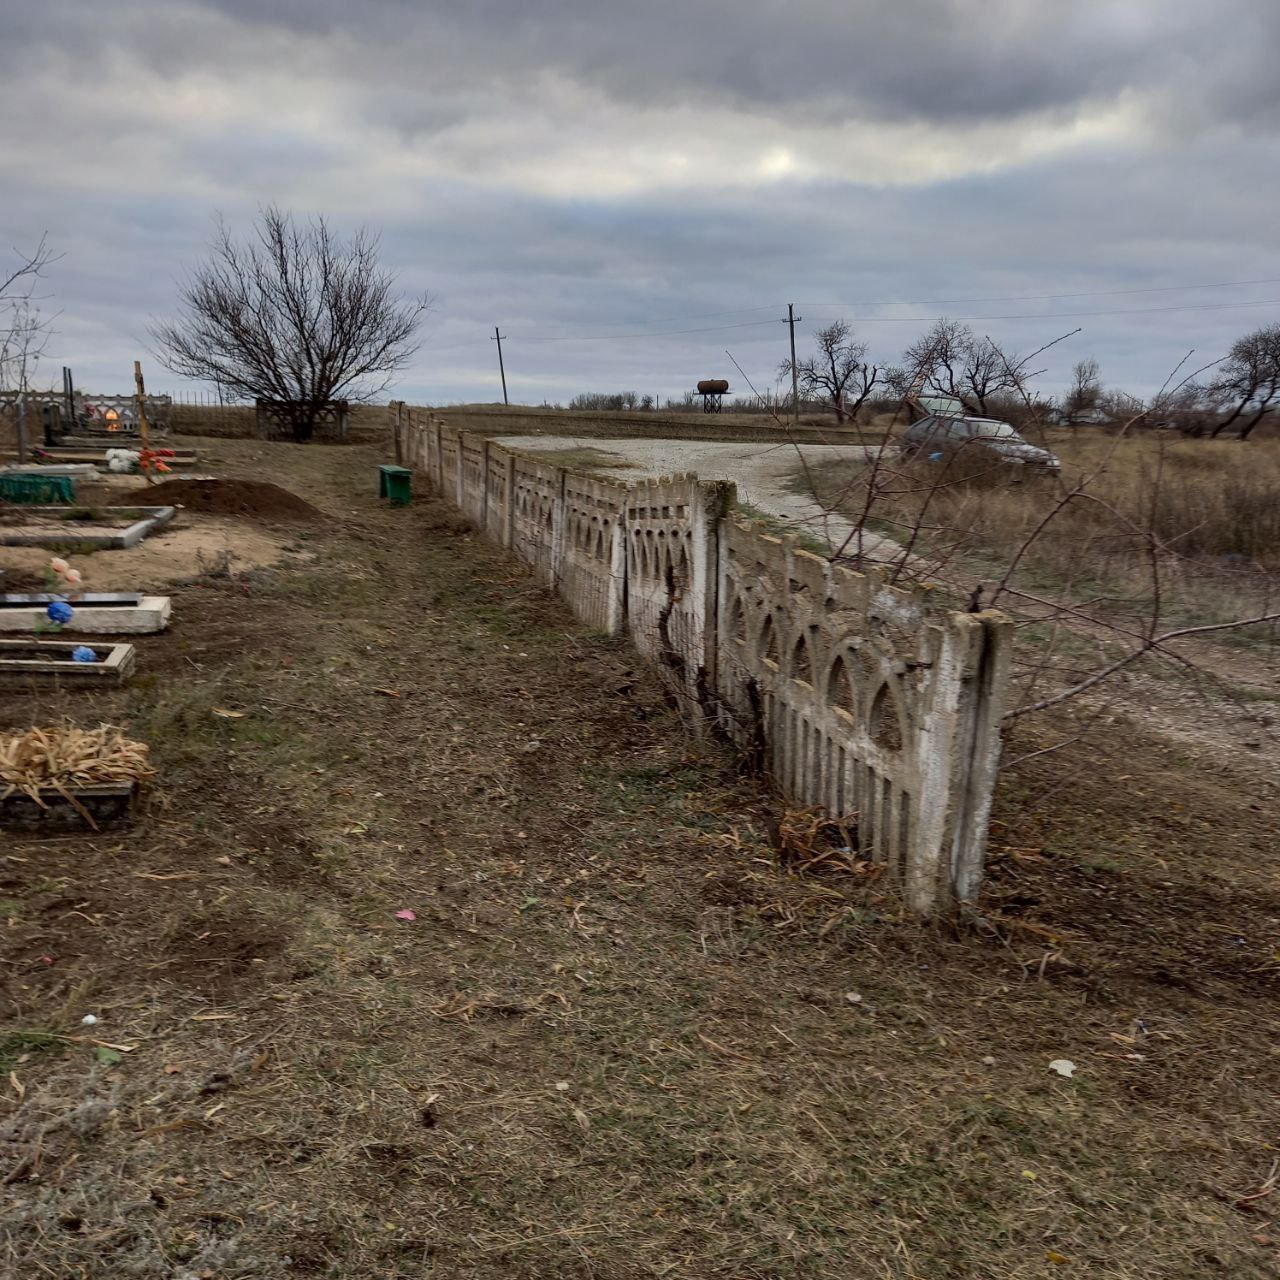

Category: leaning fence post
[905, 615, 978, 916]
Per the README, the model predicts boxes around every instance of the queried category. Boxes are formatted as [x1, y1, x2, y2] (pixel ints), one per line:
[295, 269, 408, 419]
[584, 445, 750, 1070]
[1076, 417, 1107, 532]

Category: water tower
[696, 379, 730, 414]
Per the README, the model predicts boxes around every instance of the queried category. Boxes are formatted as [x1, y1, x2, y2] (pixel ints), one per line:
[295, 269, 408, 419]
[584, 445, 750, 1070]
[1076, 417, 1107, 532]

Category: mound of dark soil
[114, 478, 321, 523]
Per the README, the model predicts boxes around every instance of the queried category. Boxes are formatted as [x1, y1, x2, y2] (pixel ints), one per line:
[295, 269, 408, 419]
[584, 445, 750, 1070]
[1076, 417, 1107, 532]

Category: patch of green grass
[1077, 853, 1127, 875]
[35, 540, 102, 557]
[0, 1029, 66, 1074]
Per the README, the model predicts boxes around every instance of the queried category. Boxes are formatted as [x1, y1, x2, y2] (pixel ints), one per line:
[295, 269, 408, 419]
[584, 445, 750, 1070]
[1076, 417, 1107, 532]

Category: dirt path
[2, 436, 1278, 1279]
[491, 434, 901, 560]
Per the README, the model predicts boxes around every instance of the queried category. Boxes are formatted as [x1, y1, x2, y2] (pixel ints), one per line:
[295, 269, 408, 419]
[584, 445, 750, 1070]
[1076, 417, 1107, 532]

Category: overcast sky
[5, 0, 1280, 406]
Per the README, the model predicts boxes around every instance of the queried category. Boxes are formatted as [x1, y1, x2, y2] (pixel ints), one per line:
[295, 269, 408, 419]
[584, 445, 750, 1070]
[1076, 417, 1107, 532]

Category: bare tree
[901, 318, 1023, 414]
[0, 235, 59, 461]
[152, 208, 428, 441]
[1208, 322, 1280, 439]
[1156, 380, 1216, 435]
[780, 320, 879, 423]
[1061, 357, 1102, 423]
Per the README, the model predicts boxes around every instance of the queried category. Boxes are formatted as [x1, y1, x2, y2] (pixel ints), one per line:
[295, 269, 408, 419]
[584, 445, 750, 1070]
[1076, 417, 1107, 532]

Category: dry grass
[1, 435, 1278, 1278]
[807, 430, 1280, 642]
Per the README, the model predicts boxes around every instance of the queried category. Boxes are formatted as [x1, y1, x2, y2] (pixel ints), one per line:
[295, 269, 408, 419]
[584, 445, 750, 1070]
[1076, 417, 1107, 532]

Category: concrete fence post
[906, 610, 1010, 915]
[949, 610, 1013, 903]
[431, 419, 443, 491]
[700, 479, 736, 696]
[551, 468, 567, 591]
[606, 509, 627, 636]
[503, 451, 516, 549]
[391, 400, 405, 465]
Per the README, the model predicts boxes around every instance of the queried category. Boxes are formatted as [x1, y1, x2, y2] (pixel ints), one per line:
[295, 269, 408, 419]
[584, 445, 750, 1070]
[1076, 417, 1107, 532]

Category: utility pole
[787, 303, 801, 425]
[491, 326, 509, 405]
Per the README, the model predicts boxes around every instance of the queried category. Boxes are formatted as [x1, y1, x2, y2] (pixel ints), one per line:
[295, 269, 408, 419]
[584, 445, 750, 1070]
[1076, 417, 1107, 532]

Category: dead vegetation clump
[0, 725, 154, 801]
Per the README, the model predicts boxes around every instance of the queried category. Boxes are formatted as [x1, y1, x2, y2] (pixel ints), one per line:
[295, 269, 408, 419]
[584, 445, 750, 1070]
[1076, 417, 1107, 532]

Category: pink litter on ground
[394, 909, 416, 921]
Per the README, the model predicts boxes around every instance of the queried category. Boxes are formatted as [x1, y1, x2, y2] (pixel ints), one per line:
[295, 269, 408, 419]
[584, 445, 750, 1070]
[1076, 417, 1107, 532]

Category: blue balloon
[71, 646, 98, 663]
[46, 600, 74, 625]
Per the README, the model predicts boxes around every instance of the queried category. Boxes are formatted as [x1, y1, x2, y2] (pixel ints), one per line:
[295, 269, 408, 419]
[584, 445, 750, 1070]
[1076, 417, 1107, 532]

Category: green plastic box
[378, 464, 413, 507]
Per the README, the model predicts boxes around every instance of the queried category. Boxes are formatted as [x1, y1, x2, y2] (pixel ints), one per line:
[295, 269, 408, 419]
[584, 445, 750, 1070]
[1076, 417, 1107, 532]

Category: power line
[797, 275, 1280, 309]
[808, 298, 1280, 323]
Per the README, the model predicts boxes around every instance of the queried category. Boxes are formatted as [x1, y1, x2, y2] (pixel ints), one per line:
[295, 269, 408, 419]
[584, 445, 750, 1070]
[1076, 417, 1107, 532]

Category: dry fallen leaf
[572, 1107, 591, 1135]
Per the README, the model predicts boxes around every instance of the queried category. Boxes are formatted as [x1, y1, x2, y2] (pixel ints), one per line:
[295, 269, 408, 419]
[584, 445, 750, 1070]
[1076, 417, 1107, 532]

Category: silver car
[901, 414, 1061, 472]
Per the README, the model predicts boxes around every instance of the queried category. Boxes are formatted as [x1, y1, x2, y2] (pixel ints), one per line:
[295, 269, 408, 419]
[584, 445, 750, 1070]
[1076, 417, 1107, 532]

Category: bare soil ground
[2, 435, 1278, 1279]
[1, 522, 311, 594]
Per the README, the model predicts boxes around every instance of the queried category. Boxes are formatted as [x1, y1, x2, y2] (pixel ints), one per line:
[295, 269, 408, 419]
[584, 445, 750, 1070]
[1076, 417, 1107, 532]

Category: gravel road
[491, 435, 900, 560]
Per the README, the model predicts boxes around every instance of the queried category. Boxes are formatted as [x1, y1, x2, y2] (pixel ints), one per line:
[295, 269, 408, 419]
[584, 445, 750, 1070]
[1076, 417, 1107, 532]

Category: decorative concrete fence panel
[399, 413, 1010, 913]
[557, 472, 627, 635]
[715, 519, 1010, 914]
[437, 427, 460, 498]
[484, 445, 514, 546]
[623, 475, 733, 716]
[458, 434, 488, 524]
[511, 454, 562, 585]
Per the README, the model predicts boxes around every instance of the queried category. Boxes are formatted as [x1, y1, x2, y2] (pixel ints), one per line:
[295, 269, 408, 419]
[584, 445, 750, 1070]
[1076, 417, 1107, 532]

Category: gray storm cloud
[3, 0, 1279, 402]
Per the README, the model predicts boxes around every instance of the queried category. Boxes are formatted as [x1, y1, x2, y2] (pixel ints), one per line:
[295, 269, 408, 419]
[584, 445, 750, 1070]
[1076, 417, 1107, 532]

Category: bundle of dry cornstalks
[0, 725, 156, 802]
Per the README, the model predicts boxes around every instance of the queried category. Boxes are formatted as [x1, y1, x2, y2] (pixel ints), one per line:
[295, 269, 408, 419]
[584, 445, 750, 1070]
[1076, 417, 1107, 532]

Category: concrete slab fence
[398, 405, 1011, 914]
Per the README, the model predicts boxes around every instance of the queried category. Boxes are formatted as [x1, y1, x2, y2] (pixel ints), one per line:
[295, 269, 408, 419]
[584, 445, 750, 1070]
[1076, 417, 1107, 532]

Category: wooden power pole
[491, 327, 509, 405]
[787, 303, 801, 425]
